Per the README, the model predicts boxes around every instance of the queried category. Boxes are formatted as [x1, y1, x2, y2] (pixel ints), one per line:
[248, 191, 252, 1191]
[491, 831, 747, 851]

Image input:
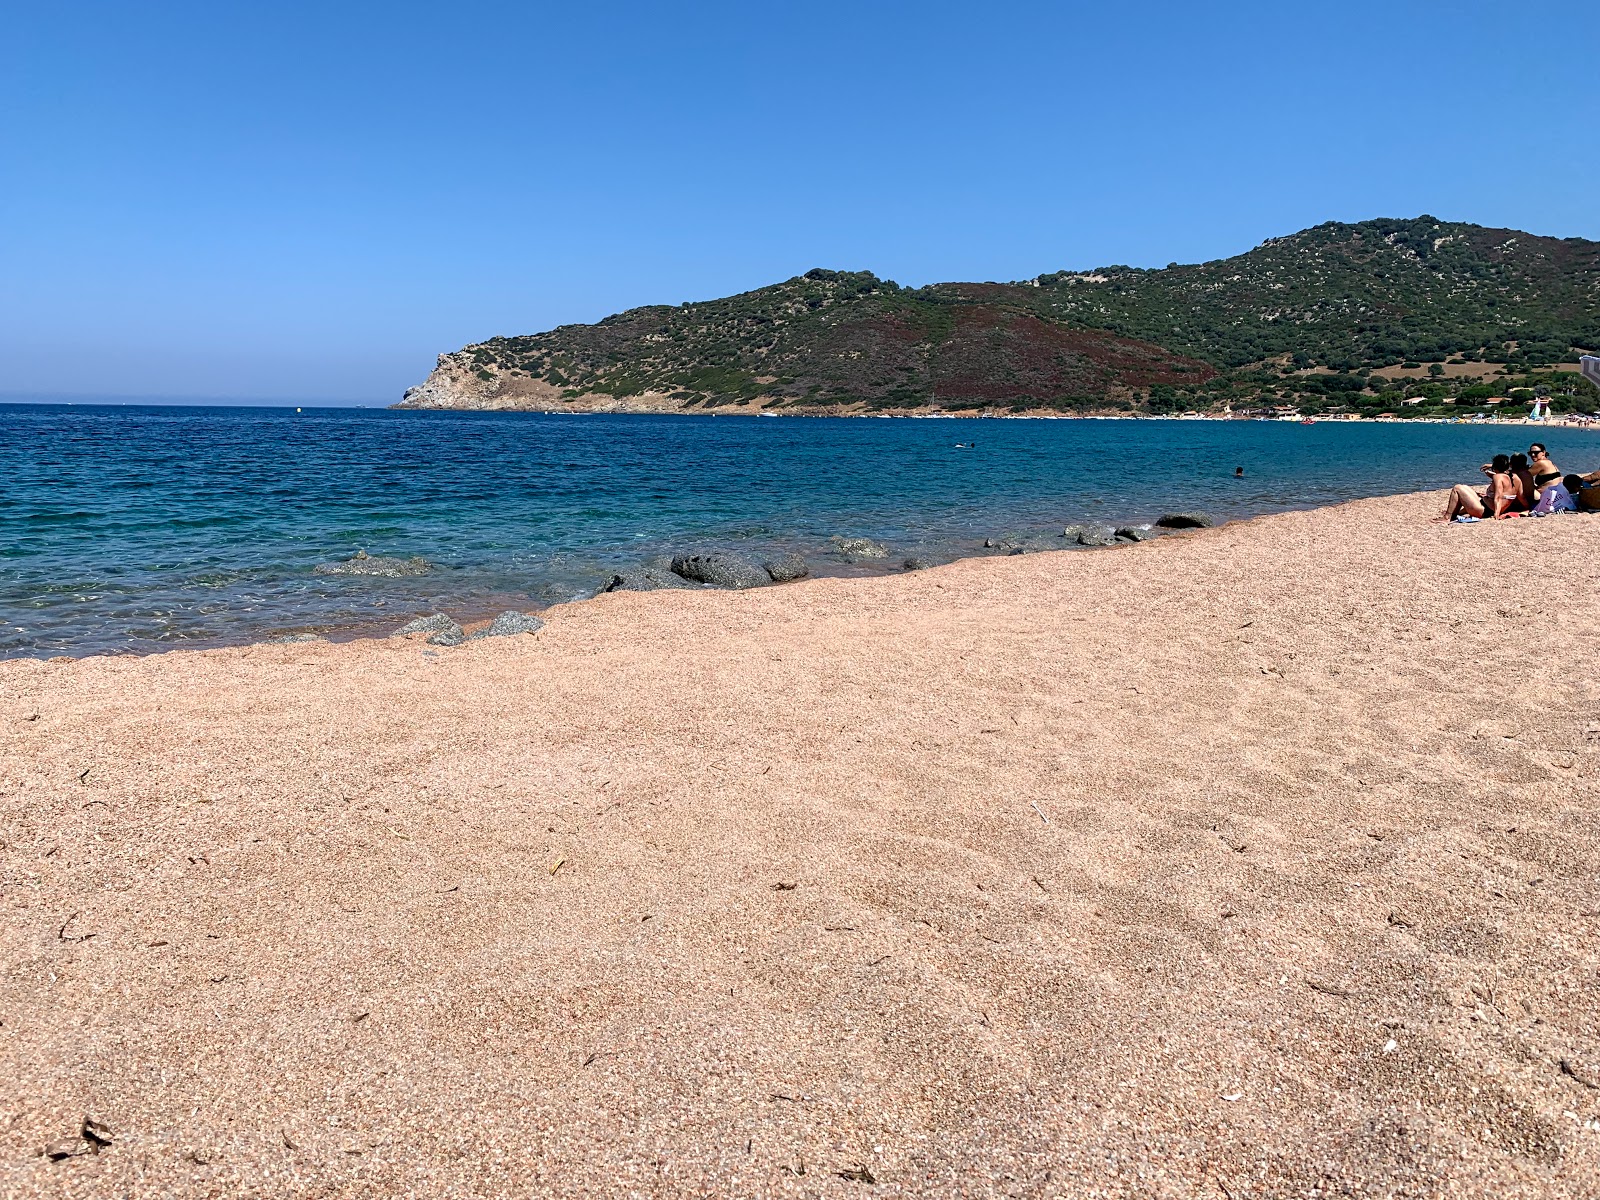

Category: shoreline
[15, 482, 1600, 662]
[394, 397, 1600, 427]
[5, 490, 1598, 1194]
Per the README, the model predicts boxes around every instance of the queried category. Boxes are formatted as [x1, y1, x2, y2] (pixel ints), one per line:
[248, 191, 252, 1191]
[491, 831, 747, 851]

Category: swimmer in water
[1234, 466, 1244, 478]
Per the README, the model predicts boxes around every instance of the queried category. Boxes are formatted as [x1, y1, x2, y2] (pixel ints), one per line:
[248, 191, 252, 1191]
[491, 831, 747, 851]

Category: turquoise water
[3, 403, 1595, 658]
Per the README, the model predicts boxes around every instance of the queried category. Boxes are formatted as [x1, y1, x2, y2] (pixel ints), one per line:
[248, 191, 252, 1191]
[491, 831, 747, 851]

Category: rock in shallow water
[1155, 511, 1216, 529]
[670, 550, 771, 590]
[603, 567, 698, 593]
[830, 536, 889, 560]
[1115, 525, 1161, 542]
[902, 557, 932, 571]
[988, 532, 1054, 555]
[468, 611, 544, 639]
[314, 550, 433, 577]
[1074, 524, 1118, 547]
[761, 552, 809, 583]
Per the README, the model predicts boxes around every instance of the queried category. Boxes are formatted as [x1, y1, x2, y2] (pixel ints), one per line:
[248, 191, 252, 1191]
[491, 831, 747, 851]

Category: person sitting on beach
[1437, 454, 1516, 521]
[1573, 473, 1600, 511]
[1508, 453, 1536, 510]
[1529, 443, 1562, 495]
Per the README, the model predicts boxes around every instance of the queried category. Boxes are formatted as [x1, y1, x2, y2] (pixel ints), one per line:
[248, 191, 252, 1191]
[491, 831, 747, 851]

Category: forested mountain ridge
[399, 217, 1600, 417]
[1029, 216, 1600, 372]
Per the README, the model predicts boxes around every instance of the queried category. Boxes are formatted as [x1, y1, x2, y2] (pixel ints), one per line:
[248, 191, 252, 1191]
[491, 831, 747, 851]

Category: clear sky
[4, 1, 1597, 404]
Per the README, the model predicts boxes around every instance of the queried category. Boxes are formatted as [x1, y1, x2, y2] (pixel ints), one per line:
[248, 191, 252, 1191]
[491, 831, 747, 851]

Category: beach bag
[1532, 482, 1578, 516]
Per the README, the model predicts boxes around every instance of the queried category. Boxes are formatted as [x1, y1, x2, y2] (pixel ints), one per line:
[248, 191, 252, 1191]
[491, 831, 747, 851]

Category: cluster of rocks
[606, 547, 815, 593]
[985, 511, 1216, 555]
[393, 610, 544, 647]
[604, 534, 934, 595]
[313, 551, 433, 577]
[338, 514, 1218, 631]
[832, 537, 930, 573]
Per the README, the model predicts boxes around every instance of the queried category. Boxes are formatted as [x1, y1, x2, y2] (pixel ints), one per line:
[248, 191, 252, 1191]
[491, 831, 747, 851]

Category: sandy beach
[4, 491, 1599, 1197]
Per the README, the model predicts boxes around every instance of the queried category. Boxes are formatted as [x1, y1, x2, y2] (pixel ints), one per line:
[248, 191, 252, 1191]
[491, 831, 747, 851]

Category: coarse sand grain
[3, 492, 1599, 1197]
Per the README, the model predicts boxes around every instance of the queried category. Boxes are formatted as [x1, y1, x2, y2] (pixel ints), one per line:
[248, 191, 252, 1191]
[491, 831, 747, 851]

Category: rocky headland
[396, 217, 1600, 420]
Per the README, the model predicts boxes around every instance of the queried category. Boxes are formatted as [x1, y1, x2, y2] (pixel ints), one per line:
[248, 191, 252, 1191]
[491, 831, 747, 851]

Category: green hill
[1031, 216, 1600, 372]
[400, 217, 1600, 417]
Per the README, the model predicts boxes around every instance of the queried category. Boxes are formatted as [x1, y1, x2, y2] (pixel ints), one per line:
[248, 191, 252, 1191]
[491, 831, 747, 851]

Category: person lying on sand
[1437, 454, 1516, 522]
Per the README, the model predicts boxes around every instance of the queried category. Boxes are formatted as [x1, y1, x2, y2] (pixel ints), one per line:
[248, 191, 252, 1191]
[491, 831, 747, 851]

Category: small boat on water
[1301, 418, 1315, 425]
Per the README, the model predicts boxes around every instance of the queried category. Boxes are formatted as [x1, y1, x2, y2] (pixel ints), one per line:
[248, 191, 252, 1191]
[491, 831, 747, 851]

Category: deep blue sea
[4, 403, 1596, 659]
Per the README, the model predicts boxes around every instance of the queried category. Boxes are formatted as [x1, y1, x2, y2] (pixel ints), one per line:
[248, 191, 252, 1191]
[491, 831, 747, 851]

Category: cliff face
[399, 353, 557, 410]
[397, 352, 700, 414]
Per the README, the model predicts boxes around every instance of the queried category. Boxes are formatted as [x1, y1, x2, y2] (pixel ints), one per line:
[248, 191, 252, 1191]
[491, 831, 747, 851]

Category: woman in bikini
[1528, 443, 1562, 500]
[1437, 454, 1516, 522]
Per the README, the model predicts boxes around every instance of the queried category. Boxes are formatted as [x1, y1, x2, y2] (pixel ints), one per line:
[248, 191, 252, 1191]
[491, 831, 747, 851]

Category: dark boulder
[1155, 511, 1216, 529]
[988, 532, 1054, 555]
[1114, 525, 1161, 542]
[603, 567, 698, 593]
[901, 557, 932, 571]
[1075, 524, 1118, 547]
[762, 552, 810, 583]
[469, 611, 545, 639]
[670, 550, 770, 590]
[314, 550, 433, 577]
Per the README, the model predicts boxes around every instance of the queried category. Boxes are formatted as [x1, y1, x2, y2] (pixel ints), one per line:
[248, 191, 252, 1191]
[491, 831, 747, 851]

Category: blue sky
[4, 1, 1597, 404]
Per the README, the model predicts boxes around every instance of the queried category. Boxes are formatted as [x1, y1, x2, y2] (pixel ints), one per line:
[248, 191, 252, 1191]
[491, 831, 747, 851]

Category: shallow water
[2, 403, 1593, 658]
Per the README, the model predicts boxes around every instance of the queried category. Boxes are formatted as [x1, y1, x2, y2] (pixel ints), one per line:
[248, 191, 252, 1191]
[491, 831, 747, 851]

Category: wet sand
[3, 491, 1599, 1197]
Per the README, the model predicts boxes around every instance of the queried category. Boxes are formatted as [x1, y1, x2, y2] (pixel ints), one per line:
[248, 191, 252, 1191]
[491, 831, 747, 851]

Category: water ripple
[1, 402, 1591, 657]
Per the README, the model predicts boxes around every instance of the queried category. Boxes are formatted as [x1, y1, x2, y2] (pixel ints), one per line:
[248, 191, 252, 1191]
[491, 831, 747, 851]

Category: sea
[3, 402, 1595, 659]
